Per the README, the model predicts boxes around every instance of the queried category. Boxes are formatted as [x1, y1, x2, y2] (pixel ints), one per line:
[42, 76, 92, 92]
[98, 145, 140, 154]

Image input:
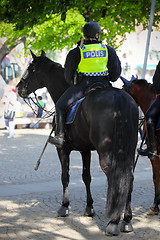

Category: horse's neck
[134, 90, 155, 113]
[43, 61, 69, 103]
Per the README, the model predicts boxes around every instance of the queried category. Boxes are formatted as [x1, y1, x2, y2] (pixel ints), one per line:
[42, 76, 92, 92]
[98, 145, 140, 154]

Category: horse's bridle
[17, 63, 55, 120]
[18, 63, 36, 96]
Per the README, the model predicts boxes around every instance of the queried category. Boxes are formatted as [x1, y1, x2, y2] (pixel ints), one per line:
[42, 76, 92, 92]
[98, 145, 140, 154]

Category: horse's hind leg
[98, 153, 121, 236]
[120, 173, 134, 232]
[81, 151, 95, 217]
[57, 148, 71, 217]
[98, 152, 134, 236]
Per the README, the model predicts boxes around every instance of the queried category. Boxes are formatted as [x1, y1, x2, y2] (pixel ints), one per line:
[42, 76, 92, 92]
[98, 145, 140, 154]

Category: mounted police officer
[138, 60, 160, 159]
[49, 21, 121, 148]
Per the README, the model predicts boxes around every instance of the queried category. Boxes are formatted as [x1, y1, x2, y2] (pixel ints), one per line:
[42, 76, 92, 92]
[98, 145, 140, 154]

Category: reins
[23, 95, 55, 128]
[138, 116, 145, 128]
[133, 116, 146, 171]
[134, 129, 146, 171]
[134, 115, 160, 171]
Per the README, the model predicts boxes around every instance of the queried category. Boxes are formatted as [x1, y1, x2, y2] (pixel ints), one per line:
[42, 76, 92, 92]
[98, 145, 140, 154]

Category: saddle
[85, 82, 107, 94]
[66, 82, 107, 124]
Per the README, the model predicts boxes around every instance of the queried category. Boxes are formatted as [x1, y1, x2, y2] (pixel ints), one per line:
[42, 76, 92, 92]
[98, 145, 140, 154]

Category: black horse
[17, 51, 138, 236]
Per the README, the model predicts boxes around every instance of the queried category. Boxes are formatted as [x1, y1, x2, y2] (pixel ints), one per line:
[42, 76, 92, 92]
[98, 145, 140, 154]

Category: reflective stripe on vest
[78, 44, 109, 76]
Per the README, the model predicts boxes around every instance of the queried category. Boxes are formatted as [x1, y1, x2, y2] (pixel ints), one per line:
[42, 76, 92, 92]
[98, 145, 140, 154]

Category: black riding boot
[48, 110, 65, 148]
[137, 119, 157, 159]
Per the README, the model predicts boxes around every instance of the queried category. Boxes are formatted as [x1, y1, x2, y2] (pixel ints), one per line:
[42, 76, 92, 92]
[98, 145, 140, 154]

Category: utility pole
[142, 0, 156, 79]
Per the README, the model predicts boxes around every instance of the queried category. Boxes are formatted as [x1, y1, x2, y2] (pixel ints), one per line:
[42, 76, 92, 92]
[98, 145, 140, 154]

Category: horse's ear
[30, 50, 37, 60]
[131, 75, 136, 80]
[41, 50, 46, 57]
[120, 75, 132, 88]
[120, 76, 130, 84]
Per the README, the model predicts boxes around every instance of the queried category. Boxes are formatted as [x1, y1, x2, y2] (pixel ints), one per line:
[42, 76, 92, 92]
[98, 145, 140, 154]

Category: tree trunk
[0, 36, 26, 71]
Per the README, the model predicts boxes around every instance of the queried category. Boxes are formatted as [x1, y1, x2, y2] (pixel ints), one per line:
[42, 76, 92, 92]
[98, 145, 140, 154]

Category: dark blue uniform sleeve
[107, 46, 121, 82]
[64, 47, 80, 85]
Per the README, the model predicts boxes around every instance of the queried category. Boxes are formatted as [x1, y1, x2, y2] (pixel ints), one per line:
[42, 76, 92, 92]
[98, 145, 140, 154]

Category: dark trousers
[145, 95, 160, 124]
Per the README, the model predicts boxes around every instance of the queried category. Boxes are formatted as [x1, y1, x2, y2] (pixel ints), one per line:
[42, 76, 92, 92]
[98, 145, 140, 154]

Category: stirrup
[48, 135, 64, 148]
[137, 148, 157, 159]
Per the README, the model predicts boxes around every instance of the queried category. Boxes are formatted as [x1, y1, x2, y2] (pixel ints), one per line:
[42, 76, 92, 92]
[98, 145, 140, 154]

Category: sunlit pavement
[0, 128, 160, 240]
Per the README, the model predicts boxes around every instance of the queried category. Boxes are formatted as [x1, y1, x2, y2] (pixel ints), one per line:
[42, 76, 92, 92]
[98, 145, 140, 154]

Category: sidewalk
[0, 128, 160, 239]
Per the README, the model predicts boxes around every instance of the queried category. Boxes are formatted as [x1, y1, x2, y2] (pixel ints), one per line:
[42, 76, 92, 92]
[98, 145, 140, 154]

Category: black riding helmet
[83, 21, 101, 39]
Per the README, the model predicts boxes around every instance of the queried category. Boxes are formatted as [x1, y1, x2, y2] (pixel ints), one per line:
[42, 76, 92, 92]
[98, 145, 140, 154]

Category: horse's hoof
[57, 206, 69, 217]
[105, 222, 120, 236]
[84, 206, 95, 217]
[148, 207, 159, 215]
[120, 220, 133, 232]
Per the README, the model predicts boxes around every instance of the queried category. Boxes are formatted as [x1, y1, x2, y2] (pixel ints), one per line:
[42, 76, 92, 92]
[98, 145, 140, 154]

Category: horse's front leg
[57, 148, 71, 217]
[80, 151, 95, 217]
[148, 157, 160, 215]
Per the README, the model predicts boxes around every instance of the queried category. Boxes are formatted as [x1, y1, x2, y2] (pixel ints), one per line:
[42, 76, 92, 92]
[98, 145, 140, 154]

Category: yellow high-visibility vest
[78, 43, 108, 76]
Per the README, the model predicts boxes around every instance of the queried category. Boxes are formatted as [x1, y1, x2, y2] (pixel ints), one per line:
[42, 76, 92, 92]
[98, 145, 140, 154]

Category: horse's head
[121, 75, 155, 110]
[17, 50, 46, 98]
[121, 75, 153, 95]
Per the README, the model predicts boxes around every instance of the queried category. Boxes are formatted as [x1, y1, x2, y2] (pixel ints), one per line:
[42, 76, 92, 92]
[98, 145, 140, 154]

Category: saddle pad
[66, 97, 85, 124]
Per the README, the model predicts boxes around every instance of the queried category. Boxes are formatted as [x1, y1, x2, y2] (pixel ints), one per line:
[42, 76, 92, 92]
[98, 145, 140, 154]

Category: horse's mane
[35, 55, 64, 70]
[132, 78, 154, 91]
[132, 78, 148, 85]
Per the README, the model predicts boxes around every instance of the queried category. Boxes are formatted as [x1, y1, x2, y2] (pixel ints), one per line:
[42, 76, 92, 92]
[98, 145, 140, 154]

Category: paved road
[0, 128, 160, 240]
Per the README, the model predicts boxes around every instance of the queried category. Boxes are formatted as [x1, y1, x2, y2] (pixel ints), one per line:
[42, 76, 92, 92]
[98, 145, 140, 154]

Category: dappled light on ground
[0, 128, 159, 239]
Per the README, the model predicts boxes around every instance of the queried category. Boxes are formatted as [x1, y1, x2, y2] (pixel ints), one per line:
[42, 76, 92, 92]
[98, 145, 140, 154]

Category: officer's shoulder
[105, 45, 117, 55]
[106, 45, 115, 51]
[68, 46, 80, 55]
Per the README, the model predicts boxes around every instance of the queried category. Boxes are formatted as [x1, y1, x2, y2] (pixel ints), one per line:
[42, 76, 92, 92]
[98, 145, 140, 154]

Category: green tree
[0, 9, 85, 66]
[1, 0, 160, 30]
[0, 0, 160, 63]
[26, 9, 85, 52]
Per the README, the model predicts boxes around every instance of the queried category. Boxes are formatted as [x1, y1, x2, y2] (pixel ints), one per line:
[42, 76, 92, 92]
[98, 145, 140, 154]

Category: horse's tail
[105, 92, 138, 220]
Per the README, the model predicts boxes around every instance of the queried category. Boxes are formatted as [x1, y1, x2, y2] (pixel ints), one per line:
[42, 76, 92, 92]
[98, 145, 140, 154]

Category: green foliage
[26, 9, 85, 53]
[1, 0, 160, 30]
[0, 21, 27, 47]
[0, 0, 70, 29]
[0, 0, 160, 55]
